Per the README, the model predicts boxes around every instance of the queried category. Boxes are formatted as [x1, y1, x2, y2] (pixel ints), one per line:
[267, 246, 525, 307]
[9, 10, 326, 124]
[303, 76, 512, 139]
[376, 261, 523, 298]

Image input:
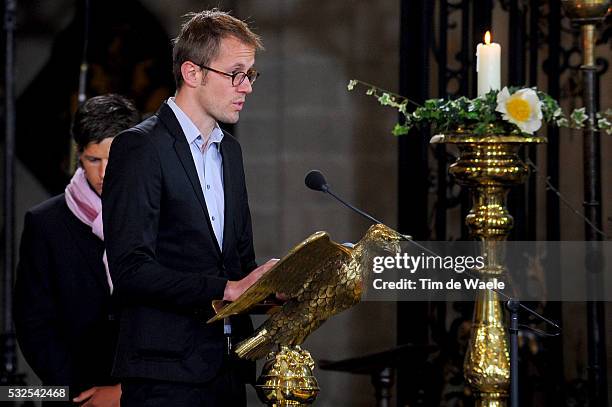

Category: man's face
[80, 137, 113, 196]
[197, 36, 256, 124]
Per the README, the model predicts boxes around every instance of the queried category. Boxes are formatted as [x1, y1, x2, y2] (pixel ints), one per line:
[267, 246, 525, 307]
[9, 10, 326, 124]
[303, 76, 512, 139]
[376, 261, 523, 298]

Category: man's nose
[238, 78, 253, 94]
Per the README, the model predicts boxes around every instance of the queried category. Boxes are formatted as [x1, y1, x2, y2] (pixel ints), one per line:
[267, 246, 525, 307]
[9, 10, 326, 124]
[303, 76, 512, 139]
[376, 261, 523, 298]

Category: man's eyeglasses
[196, 64, 260, 87]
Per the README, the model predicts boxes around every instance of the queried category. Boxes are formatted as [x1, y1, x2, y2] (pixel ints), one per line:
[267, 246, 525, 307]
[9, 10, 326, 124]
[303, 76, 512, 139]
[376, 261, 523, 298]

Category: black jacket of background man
[102, 102, 256, 383]
[14, 195, 118, 397]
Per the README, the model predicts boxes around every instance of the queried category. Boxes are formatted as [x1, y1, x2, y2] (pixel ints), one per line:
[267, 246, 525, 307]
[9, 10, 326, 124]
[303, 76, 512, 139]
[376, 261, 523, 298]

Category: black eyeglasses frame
[196, 63, 260, 87]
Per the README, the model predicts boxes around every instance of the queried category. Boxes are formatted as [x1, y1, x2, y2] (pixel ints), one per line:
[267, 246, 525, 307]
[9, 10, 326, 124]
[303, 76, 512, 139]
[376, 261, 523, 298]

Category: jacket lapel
[157, 103, 221, 255]
[220, 138, 234, 255]
[62, 203, 110, 291]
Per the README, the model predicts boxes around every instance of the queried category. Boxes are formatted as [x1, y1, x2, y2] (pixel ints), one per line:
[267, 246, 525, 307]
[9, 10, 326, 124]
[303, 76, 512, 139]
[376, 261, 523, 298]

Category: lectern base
[255, 345, 320, 406]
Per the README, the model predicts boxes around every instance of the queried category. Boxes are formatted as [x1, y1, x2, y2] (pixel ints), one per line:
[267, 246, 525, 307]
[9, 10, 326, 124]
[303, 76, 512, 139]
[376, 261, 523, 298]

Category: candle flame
[484, 31, 491, 45]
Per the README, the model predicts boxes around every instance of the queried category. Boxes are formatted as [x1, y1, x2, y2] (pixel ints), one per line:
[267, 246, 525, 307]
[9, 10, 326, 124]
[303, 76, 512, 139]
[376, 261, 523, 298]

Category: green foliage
[347, 79, 611, 137]
[596, 108, 612, 135]
[392, 123, 410, 136]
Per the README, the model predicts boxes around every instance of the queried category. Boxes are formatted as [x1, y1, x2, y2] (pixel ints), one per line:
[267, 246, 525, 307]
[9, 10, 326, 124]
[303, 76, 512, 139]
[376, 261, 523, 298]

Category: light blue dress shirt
[167, 97, 225, 249]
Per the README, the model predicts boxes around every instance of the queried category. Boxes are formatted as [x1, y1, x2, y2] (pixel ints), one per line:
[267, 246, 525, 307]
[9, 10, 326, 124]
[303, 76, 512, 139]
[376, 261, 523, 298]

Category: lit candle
[476, 31, 501, 96]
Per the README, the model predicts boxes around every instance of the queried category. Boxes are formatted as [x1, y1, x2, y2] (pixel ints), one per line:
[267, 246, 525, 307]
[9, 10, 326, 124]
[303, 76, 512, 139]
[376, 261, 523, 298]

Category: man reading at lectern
[102, 9, 276, 407]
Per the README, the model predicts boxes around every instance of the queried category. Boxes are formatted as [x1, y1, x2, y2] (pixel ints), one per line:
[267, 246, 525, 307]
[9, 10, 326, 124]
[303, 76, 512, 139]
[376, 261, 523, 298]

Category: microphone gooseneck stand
[507, 299, 520, 407]
[304, 169, 561, 407]
[305, 170, 411, 240]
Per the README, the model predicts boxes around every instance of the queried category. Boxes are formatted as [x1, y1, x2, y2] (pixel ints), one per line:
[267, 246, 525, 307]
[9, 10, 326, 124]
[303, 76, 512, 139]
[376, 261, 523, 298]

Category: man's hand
[73, 384, 121, 407]
[223, 258, 279, 301]
[275, 292, 289, 302]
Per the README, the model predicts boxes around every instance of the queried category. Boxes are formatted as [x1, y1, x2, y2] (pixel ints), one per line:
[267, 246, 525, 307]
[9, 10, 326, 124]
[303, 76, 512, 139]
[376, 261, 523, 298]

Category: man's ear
[180, 61, 201, 88]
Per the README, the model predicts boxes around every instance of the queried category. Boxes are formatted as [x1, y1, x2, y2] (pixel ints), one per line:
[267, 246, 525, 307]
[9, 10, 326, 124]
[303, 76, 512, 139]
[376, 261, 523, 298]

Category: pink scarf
[65, 167, 113, 293]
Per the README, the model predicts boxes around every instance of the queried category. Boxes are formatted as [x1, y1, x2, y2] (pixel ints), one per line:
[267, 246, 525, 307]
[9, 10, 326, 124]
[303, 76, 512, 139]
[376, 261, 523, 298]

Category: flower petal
[496, 87, 511, 114]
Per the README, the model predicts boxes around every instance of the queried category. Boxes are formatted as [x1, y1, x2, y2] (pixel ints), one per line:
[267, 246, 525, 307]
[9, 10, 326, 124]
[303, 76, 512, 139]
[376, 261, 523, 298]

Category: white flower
[495, 87, 543, 134]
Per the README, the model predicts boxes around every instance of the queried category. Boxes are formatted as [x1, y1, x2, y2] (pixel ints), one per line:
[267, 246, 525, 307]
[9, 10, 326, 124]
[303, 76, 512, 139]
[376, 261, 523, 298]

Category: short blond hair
[172, 9, 264, 89]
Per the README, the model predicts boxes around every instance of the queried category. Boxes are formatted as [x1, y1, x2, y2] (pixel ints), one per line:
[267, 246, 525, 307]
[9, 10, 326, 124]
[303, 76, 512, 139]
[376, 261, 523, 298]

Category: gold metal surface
[561, 0, 610, 21]
[440, 135, 546, 406]
[561, 1, 609, 70]
[209, 224, 402, 405]
[562, 0, 610, 67]
[255, 345, 319, 406]
[582, 24, 596, 66]
[431, 134, 547, 144]
[463, 289, 510, 401]
[209, 223, 403, 360]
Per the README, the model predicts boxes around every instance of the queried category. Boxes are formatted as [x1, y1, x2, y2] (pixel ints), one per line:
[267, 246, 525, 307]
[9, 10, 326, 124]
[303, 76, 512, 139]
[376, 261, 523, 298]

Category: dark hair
[71, 94, 140, 152]
[172, 9, 264, 89]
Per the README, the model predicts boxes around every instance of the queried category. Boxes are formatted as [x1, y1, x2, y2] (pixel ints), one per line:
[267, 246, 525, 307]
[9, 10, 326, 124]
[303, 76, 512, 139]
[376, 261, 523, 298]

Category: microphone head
[305, 170, 329, 192]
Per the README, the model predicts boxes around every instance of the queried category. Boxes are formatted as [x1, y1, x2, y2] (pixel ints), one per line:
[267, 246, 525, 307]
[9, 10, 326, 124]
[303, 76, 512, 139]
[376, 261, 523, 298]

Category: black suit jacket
[102, 102, 256, 383]
[14, 195, 118, 396]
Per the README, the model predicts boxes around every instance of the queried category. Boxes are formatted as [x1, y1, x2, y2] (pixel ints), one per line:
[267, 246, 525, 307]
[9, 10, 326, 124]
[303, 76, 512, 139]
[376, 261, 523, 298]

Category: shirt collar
[167, 97, 224, 146]
[209, 125, 224, 145]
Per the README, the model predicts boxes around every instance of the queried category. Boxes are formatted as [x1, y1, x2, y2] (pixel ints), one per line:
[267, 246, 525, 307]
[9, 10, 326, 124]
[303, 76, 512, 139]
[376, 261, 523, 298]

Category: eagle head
[362, 223, 405, 254]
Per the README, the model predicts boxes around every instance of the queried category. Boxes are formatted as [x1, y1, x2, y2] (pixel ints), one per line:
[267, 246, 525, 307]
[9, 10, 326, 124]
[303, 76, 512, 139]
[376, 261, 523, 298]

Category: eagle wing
[208, 231, 352, 323]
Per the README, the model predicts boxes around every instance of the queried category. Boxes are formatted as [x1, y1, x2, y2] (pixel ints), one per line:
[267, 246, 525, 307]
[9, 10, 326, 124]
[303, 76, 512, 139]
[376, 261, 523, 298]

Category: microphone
[304, 170, 329, 192]
[304, 170, 411, 240]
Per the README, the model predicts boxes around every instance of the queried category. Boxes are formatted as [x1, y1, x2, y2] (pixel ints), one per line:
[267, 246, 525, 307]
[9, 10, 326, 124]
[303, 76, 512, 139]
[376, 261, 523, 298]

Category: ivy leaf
[377, 92, 393, 106]
[570, 107, 588, 128]
[392, 123, 411, 136]
[597, 116, 611, 135]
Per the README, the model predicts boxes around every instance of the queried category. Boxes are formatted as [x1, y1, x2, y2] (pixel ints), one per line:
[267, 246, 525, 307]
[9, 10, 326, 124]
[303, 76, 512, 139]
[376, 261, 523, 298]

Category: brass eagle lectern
[209, 223, 403, 406]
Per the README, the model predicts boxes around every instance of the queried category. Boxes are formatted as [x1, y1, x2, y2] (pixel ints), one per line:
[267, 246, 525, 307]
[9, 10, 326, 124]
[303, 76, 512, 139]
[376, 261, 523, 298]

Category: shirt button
[212, 216, 215, 221]
[206, 184, 210, 190]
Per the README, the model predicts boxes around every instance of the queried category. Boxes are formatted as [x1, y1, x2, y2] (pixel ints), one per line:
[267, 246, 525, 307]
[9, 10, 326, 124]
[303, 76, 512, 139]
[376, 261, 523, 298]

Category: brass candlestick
[432, 134, 546, 407]
[560, 2, 610, 406]
[561, 1, 610, 66]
